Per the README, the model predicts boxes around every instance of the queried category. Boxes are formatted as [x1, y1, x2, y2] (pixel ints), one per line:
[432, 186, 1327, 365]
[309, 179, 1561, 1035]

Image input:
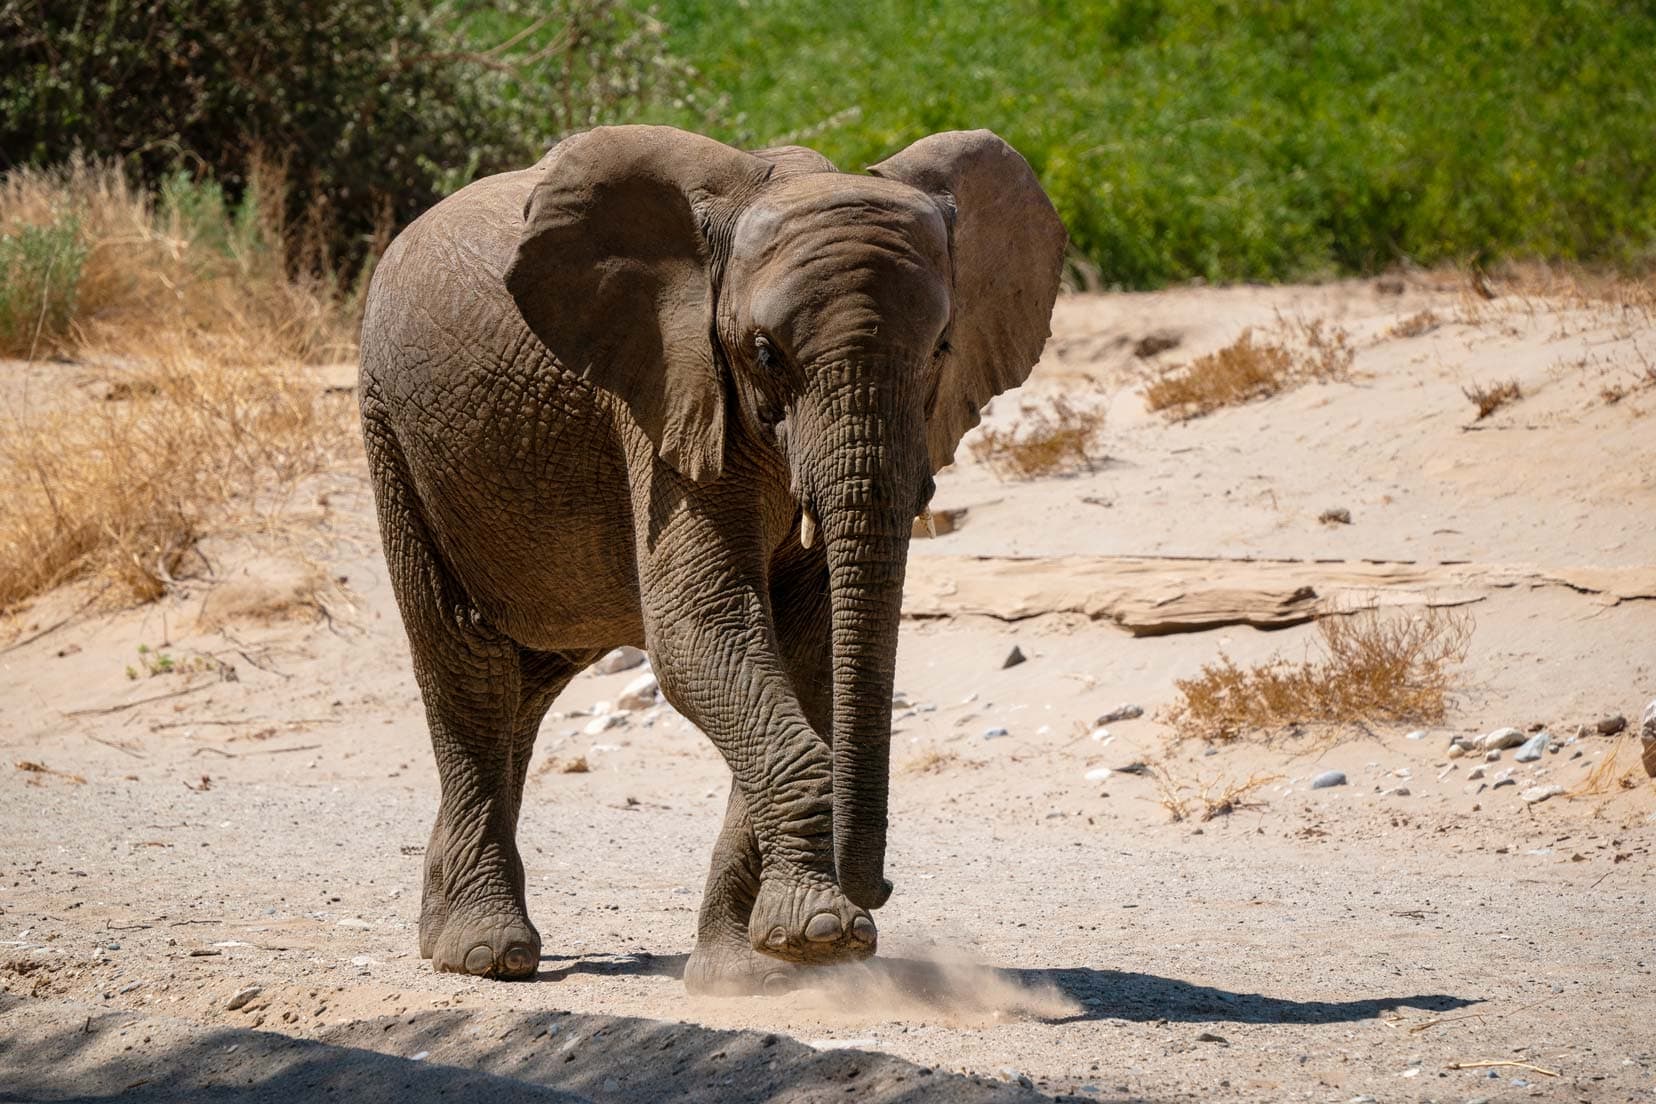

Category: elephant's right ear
[505, 126, 772, 483]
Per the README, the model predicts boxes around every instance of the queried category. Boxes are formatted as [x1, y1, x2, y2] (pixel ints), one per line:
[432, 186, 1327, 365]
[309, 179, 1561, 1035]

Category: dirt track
[4, 276, 1654, 1102]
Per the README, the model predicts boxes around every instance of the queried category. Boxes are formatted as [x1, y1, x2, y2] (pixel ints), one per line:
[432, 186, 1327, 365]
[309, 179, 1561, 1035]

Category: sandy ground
[3, 275, 1654, 1103]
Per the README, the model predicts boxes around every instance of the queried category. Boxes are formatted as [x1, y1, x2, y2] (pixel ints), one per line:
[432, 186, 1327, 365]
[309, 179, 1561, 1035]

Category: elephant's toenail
[851, 915, 877, 943]
[463, 945, 495, 975]
[765, 926, 788, 949]
[502, 944, 535, 975]
[762, 971, 793, 996]
[804, 913, 843, 943]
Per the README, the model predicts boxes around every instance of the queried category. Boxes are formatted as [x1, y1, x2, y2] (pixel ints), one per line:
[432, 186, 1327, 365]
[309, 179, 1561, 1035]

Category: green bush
[0, 212, 86, 357]
[653, 0, 1656, 287]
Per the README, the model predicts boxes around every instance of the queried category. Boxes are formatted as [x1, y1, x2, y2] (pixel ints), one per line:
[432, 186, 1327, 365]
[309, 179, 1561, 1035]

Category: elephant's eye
[754, 335, 778, 372]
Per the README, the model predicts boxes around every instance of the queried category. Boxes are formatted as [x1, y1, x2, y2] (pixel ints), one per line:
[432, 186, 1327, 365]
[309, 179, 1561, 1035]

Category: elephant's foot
[749, 874, 876, 965]
[685, 938, 814, 997]
[426, 905, 541, 979]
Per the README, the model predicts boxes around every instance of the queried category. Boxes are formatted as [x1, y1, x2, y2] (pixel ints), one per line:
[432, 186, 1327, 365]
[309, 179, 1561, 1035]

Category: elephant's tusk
[800, 507, 818, 549]
[920, 509, 937, 538]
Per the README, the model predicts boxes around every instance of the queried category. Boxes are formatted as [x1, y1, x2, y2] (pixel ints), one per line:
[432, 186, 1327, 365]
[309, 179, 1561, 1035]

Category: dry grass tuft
[1462, 379, 1522, 420]
[903, 747, 966, 775]
[1387, 309, 1441, 339]
[1151, 763, 1279, 822]
[1143, 318, 1353, 421]
[1166, 606, 1474, 742]
[0, 160, 356, 610]
[968, 396, 1108, 479]
[1567, 732, 1654, 801]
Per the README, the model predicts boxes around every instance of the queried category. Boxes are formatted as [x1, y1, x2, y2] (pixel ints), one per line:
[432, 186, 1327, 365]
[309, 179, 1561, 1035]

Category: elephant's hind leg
[685, 784, 811, 995]
[418, 647, 583, 975]
[368, 417, 573, 980]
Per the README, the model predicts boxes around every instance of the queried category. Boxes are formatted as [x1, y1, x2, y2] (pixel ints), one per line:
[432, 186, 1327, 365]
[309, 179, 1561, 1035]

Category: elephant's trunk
[810, 362, 923, 912]
[824, 507, 907, 910]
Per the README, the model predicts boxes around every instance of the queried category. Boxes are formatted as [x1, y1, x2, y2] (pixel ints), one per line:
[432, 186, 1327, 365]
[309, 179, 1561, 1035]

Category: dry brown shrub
[1387, 309, 1441, 339]
[0, 160, 355, 610]
[0, 334, 347, 607]
[1166, 607, 1474, 742]
[968, 396, 1108, 479]
[1462, 379, 1522, 420]
[1143, 319, 1352, 421]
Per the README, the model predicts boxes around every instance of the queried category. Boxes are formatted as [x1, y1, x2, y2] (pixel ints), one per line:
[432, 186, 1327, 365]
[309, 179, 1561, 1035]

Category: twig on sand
[1396, 996, 1548, 1035]
[237, 743, 320, 757]
[1446, 1060, 1558, 1077]
[88, 734, 146, 759]
[64, 683, 213, 717]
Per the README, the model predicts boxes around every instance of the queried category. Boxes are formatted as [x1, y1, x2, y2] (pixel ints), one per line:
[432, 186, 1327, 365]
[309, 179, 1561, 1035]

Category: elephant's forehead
[733, 175, 948, 259]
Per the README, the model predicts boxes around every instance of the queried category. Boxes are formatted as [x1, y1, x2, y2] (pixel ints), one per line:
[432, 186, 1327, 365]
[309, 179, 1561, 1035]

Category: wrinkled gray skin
[358, 125, 1065, 993]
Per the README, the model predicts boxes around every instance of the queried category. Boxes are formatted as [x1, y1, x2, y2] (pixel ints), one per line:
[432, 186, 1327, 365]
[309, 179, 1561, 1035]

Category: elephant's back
[360, 168, 540, 394]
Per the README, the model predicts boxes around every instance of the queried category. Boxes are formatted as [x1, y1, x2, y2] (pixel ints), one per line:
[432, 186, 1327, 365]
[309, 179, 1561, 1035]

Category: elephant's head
[505, 125, 1065, 908]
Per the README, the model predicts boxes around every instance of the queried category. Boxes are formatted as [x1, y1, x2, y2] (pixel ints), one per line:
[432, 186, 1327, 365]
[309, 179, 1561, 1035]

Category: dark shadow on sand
[533, 951, 1479, 1025]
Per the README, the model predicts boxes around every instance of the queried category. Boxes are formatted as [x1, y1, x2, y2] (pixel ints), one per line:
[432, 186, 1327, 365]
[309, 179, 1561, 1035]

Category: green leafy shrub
[0, 0, 710, 275]
[0, 211, 86, 357]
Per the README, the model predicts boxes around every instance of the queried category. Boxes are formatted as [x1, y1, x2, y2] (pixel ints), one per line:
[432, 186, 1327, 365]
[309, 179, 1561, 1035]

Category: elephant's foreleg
[667, 539, 867, 984]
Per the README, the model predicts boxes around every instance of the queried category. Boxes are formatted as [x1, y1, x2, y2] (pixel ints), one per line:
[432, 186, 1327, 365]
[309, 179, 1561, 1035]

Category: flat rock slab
[902, 554, 1656, 635]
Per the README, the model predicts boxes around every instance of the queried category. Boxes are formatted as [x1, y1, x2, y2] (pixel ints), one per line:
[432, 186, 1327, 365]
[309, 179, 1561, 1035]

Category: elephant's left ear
[505, 126, 773, 483]
[869, 131, 1067, 473]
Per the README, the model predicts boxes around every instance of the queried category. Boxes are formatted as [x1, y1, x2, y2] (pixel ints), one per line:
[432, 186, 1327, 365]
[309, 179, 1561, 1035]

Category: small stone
[603, 1078, 620, 1093]
[1484, 749, 1502, 762]
[591, 646, 646, 674]
[336, 917, 371, 929]
[1480, 727, 1526, 751]
[1385, 786, 1411, 797]
[982, 726, 1009, 740]
[411, 1050, 430, 1061]
[1113, 761, 1149, 775]
[1084, 767, 1112, 782]
[1311, 770, 1347, 789]
[1491, 778, 1516, 790]
[350, 955, 373, 967]
[1001, 646, 1026, 669]
[1596, 714, 1627, 736]
[227, 986, 261, 1011]
[1520, 784, 1563, 804]
[1642, 700, 1656, 778]
[1318, 507, 1352, 525]
[616, 671, 659, 712]
[1514, 731, 1549, 762]
[1097, 704, 1144, 724]
[118, 981, 141, 994]
[1446, 744, 1466, 759]
[583, 713, 626, 736]
[998, 1069, 1034, 1089]
[1195, 1032, 1228, 1044]
[1404, 730, 1427, 741]
[1089, 727, 1113, 743]
[1468, 765, 1486, 780]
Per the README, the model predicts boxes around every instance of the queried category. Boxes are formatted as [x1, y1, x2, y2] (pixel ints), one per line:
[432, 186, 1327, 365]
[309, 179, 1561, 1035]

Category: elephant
[357, 124, 1065, 993]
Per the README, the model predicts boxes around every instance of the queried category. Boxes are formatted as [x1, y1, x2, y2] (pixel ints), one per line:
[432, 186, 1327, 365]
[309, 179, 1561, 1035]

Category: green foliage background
[3, 0, 1655, 288]
[651, 0, 1656, 287]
